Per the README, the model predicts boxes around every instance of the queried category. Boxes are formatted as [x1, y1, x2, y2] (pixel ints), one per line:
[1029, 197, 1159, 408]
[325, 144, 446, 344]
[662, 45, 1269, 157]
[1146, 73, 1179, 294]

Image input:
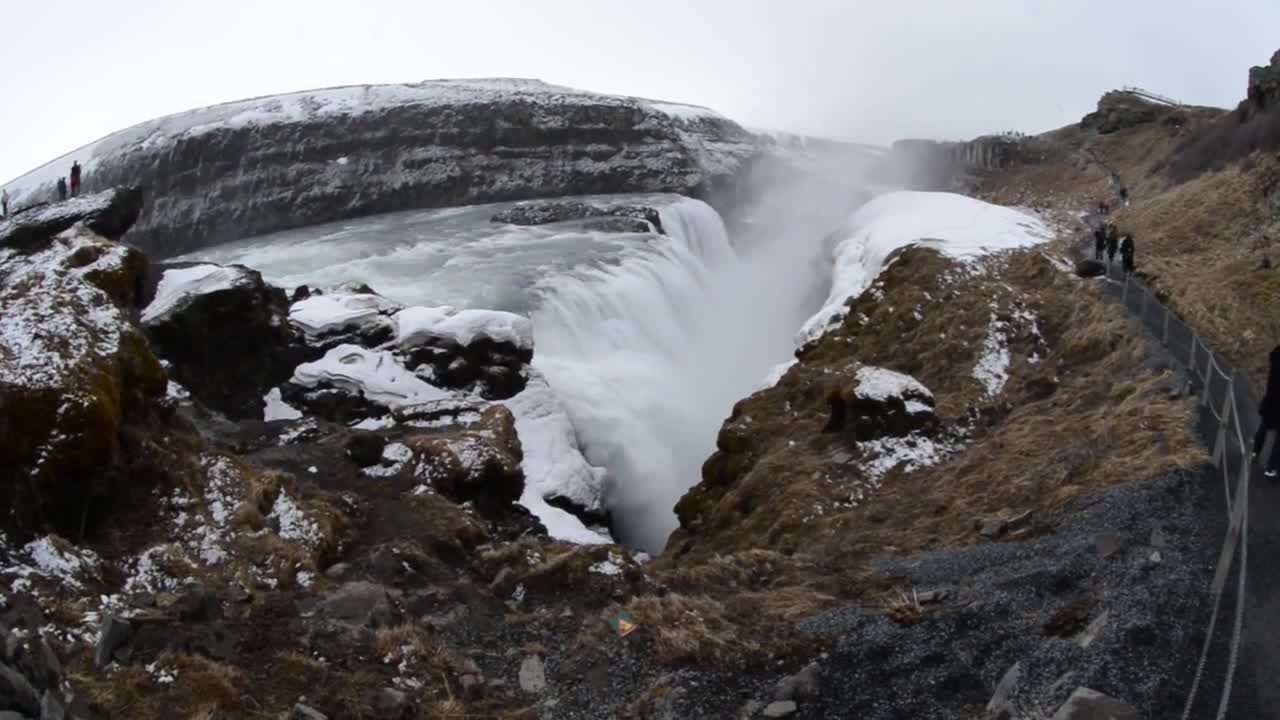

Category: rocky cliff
[2, 80, 758, 259]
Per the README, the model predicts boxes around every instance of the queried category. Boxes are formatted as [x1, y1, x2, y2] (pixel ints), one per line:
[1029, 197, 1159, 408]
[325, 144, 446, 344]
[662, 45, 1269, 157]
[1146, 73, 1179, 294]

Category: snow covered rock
[491, 200, 665, 234]
[403, 405, 525, 517]
[0, 225, 167, 539]
[825, 365, 939, 442]
[0, 186, 143, 252]
[4, 80, 757, 259]
[143, 262, 310, 419]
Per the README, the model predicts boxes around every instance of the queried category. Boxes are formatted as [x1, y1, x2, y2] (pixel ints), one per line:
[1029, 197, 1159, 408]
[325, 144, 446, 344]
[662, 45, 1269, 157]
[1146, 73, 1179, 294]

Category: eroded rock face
[0, 187, 143, 252]
[1247, 49, 1280, 112]
[491, 200, 665, 234]
[6, 81, 756, 259]
[0, 224, 168, 540]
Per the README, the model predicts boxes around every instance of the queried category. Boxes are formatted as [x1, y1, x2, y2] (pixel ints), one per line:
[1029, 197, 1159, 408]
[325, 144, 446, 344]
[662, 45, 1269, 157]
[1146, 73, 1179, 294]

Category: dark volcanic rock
[5, 81, 755, 259]
[491, 200, 665, 234]
[143, 262, 315, 420]
[1074, 259, 1106, 278]
[0, 187, 143, 252]
[1081, 92, 1164, 134]
[1246, 49, 1280, 112]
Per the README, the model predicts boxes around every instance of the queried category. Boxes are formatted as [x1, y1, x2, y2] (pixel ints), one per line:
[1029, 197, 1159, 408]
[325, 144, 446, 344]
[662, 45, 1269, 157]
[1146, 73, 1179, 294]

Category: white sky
[1, 0, 1277, 184]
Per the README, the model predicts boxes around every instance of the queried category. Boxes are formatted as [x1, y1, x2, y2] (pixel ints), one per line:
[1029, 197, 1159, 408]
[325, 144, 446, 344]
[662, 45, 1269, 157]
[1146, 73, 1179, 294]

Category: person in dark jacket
[1105, 225, 1119, 266]
[1093, 226, 1107, 260]
[69, 161, 82, 197]
[56, 177, 68, 201]
[1256, 344, 1280, 478]
[1119, 234, 1136, 276]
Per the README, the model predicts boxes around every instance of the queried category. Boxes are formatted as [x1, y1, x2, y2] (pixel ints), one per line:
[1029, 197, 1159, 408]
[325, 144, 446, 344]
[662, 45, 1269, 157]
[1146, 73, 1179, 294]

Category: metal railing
[1088, 255, 1276, 719]
[1120, 85, 1185, 107]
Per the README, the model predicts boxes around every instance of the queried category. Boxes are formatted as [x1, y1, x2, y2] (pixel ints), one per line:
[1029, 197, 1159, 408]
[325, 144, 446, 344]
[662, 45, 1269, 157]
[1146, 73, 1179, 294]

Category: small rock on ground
[762, 700, 798, 718]
[1050, 687, 1139, 720]
[518, 655, 547, 694]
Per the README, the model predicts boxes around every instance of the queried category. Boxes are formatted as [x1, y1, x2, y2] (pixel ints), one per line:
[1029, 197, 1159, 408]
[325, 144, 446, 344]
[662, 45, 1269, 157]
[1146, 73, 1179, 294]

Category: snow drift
[798, 191, 1054, 344]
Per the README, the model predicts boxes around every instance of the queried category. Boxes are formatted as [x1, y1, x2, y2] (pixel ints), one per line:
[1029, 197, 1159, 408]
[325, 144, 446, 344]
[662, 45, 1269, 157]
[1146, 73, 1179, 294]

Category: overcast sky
[2, 0, 1277, 184]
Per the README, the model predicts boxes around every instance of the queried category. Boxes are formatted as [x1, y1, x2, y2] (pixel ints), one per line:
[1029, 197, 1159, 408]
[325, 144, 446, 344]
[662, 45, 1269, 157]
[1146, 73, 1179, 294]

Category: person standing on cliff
[1, 188, 8, 218]
[56, 177, 68, 202]
[1105, 224, 1119, 266]
[1255, 344, 1280, 479]
[1119, 234, 1136, 276]
[69, 161, 82, 197]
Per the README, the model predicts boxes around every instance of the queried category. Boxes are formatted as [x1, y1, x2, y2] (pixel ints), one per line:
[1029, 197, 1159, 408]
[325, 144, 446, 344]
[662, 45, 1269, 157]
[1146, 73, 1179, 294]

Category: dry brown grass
[981, 115, 1280, 385]
[71, 652, 248, 719]
[664, 237, 1204, 627]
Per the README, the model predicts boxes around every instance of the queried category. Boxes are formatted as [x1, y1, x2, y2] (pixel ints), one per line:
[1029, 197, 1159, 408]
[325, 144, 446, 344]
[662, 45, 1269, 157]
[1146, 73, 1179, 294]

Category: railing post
[1121, 272, 1129, 305]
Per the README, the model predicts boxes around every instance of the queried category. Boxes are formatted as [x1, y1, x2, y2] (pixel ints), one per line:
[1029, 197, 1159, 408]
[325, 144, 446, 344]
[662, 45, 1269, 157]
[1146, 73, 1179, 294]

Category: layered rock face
[3, 80, 757, 259]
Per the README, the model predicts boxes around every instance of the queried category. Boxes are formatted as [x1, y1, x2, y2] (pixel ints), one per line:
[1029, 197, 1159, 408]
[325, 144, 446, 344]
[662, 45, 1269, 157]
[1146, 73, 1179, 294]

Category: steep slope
[1, 79, 758, 259]
[976, 49, 1280, 386]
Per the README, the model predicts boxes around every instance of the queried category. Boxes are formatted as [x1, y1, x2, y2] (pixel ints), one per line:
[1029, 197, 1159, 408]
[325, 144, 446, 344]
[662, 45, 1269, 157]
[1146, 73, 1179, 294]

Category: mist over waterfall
[531, 197, 831, 552]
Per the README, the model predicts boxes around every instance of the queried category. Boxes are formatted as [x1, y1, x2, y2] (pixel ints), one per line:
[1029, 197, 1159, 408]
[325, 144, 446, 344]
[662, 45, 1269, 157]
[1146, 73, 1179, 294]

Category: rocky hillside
[975, 48, 1280, 387]
[1, 79, 758, 259]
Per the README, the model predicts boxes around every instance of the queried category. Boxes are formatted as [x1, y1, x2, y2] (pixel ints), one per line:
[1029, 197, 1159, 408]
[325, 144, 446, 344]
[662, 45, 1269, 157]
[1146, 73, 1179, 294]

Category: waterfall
[531, 197, 826, 552]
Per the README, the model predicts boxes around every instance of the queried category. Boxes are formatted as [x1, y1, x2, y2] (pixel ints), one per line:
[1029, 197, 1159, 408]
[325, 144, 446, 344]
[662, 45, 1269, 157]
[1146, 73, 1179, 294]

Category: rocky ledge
[491, 200, 666, 235]
[2, 80, 757, 259]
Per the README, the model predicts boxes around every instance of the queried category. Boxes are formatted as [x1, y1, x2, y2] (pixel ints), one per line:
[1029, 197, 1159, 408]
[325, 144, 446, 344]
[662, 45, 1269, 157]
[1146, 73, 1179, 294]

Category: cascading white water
[531, 198, 828, 552]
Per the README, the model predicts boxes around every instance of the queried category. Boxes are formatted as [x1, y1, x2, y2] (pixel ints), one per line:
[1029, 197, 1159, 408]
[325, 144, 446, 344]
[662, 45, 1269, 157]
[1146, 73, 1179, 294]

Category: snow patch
[859, 433, 960, 481]
[974, 313, 1011, 396]
[291, 344, 448, 408]
[142, 264, 251, 324]
[289, 293, 401, 336]
[264, 387, 303, 421]
[396, 305, 534, 350]
[759, 358, 798, 391]
[799, 192, 1054, 344]
[854, 366, 932, 402]
[269, 492, 322, 548]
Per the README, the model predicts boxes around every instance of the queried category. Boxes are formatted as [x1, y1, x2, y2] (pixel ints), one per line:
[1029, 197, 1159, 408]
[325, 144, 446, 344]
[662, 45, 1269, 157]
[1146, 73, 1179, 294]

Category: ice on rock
[395, 305, 534, 350]
[291, 344, 448, 408]
[142, 264, 252, 324]
[289, 293, 402, 336]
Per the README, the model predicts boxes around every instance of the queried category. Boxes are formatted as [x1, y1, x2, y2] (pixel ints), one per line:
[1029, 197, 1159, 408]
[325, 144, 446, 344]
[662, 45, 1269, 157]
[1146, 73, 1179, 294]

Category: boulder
[94, 616, 132, 670]
[824, 365, 939, 441]
[518, 655, 547, 694]
[290, 704, 328, 720]
[319, 582, 398, 629]
[405, 405, 525, 514]
[142, 262, 313, 420]
[491, 200, 665, 234]
[0, 186, 143, 252]
[1081, 92, 1163, 134]
[0, 228, 168, 540]
[1074, 259, 1107, 278]
[1049, 688, 1138, 720]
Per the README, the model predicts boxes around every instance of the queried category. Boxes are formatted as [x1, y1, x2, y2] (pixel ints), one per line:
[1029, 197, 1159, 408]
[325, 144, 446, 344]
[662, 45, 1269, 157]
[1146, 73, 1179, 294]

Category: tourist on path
[1, 188, 8, 218]
[1119, 234, 1136, 277]
[69, 161, 82, 197]
[56, 177, 68, 201]
[1105, 225, 1119, 266]
[1093, 226, 1107, 261]
[1257, 345, 1280, 479]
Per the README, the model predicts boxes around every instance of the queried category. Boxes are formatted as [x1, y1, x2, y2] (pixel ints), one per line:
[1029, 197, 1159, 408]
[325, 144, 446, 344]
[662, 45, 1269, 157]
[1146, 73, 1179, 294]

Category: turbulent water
[186, 187, 849, 552]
